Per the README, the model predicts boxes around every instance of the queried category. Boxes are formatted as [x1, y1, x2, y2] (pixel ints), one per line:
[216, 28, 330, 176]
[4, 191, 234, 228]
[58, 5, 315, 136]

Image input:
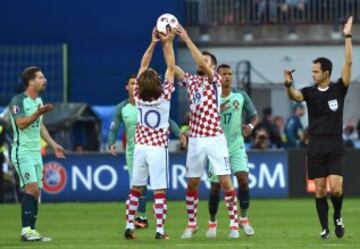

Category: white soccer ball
[156, 13, 178, 34]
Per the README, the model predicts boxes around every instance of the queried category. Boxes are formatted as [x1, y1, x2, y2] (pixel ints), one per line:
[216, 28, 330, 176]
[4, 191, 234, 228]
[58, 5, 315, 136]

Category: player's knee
[27, 188, 40, 199]
[187, 178, 200, 191]
[218, 175, 233, 192]
[235, 172, 249, 191]
[210, 183, 221, 195]
[315, 187, 327, 197]
[25, 184, 40, 199]
[132, 186, 144, 194]
[238, 181, 249, 191]
[330, 187, 342, 197]
[154, 189, 166, 195]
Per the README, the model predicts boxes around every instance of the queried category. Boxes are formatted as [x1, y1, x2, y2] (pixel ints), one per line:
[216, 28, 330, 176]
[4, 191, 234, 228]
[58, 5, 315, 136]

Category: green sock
[21, 193, 35, 228]
[238, 189, 250, 218]
[31, 198, 38, 229]
[240, 208, 248, 218]
[208, 190, 220, 222]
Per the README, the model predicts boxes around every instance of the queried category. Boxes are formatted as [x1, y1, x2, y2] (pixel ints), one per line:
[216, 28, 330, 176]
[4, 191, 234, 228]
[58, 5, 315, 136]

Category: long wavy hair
[138, 68, 162, 101]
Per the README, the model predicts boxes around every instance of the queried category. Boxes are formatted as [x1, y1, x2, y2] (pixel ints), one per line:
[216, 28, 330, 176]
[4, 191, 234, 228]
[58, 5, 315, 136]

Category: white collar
[317, 86, 329, 92]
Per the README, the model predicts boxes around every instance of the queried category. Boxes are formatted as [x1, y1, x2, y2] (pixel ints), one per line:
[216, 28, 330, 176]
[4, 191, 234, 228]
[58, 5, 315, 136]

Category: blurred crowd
[188, 0, 357, 41]
[189, 0, 357, 24]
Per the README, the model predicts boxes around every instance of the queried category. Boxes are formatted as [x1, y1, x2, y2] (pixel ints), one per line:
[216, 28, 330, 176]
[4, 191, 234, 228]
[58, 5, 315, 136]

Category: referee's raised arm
[341, 16, 353, 87]
[283, 69, 304, 102]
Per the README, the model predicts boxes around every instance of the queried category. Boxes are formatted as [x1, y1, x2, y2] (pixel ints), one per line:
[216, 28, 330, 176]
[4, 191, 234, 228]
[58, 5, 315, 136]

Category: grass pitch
[0, 198, 359, 249]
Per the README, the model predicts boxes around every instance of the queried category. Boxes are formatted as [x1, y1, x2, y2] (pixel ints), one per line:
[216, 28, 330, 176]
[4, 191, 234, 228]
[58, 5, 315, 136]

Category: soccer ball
[156, 13, 178, 34]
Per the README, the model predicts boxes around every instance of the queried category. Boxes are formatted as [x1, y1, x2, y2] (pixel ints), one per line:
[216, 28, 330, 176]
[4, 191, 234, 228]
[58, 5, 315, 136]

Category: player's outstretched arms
[341, 16, 353, 87]
[160, 27, 176, 82]
[283, 69, 304, 102]
[15, 103, 53, 130]
[176, 24, 213, 81]
[137, 27, 159, 78]
[175, 66, 186, 83]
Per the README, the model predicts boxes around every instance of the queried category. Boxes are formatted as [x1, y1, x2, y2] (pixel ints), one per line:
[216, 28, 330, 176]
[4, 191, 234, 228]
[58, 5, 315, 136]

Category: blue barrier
[42, 151, 288, 202]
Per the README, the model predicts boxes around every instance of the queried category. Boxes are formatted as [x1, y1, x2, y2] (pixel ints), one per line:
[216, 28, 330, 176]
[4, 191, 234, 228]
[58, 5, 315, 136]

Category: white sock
[156, 227, 165, 235]
[21, 227, 31, 235]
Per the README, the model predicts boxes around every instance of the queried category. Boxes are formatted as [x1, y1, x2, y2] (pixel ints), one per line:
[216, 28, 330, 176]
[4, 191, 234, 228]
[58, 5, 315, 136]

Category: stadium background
[0, 1, 360, 248]
[0, 0, 360, 199]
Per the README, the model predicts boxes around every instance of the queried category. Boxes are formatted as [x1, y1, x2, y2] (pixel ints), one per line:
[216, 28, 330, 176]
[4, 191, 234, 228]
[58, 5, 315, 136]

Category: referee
[283, 16, 353, 239]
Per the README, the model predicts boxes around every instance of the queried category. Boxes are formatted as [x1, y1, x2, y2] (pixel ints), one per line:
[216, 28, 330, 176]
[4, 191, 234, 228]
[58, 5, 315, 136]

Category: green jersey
[220, 91, 257, 151]
[108, 99, 137, 154]
[9, 93, 43, 155]
[108, 99, 181, 155]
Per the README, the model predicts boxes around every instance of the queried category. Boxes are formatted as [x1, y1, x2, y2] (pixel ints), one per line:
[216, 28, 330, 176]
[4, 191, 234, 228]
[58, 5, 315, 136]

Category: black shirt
[301, 78, 348, 137]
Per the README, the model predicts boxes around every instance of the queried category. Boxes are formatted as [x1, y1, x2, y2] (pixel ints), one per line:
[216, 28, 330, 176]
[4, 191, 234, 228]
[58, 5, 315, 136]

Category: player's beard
[39, 85, 46, 92]
[223, 80, 231, 87]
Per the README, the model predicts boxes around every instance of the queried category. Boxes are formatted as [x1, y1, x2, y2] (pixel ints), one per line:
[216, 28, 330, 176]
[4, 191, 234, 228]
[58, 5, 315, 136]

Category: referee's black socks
[21, 193, 35, 228]
[330, 194, 343, 220]
[315, 197, 329, 230]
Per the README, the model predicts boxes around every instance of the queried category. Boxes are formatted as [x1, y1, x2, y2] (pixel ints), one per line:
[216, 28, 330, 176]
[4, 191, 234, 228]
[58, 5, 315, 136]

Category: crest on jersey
[328, 99, 338, 112]
[24, 173, 30, 180]
[11, 105, 20, 114]
[233, 100, 239, 110]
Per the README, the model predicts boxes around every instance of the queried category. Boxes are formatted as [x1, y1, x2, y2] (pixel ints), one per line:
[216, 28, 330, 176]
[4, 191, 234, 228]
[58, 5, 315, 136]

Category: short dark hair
[137, 69, 162, 101]
[127, 74, 137, 84]
[217, 64, 231, 73]
[202, 51, 217, 67]
[21, 66, 41, 88]
[313, 57, 332, 76]
[293, 103, 304, 112]
[263, 107, 272, 117]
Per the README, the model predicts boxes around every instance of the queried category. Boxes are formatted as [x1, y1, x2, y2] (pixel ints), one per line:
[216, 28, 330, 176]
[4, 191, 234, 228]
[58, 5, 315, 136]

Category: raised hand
[175, 24, 190, 42]
[152, 27, 159, 43]
[37, 103, 54, 115]
[283, 69, 294, 87]
[343, 16, 353, 35]
[159, 27, 176, 43]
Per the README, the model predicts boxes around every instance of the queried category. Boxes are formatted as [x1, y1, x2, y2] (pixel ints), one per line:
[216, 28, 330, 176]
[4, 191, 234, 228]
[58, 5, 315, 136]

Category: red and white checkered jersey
[134, 80, 175, 147]
[180, 72, 223, 137]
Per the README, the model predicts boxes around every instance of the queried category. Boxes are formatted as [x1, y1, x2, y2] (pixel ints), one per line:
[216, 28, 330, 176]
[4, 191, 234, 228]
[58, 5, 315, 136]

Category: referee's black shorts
[306, 136, 344, 180]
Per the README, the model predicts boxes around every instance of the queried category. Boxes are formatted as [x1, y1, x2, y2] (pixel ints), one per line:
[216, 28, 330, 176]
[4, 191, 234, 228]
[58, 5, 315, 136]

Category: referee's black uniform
[300, 77, 348, 238]
[301, 78, 347, 179]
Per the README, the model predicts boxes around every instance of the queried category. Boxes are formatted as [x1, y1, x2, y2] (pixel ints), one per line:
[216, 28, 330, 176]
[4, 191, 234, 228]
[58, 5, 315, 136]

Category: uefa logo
[43, 161, 67, 194]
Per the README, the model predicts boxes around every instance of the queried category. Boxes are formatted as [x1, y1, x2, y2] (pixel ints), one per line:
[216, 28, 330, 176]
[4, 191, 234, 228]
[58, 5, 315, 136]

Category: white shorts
[186, 134, 230, 178]
[132, 144, 169, 190]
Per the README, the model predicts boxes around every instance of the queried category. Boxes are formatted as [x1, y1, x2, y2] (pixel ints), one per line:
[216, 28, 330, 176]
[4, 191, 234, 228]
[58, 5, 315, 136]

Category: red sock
[125, 189, 141, 229]
[185, 190, 199, 227]
[224, 190, 239, 229]
[153, 193, 167, 234]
